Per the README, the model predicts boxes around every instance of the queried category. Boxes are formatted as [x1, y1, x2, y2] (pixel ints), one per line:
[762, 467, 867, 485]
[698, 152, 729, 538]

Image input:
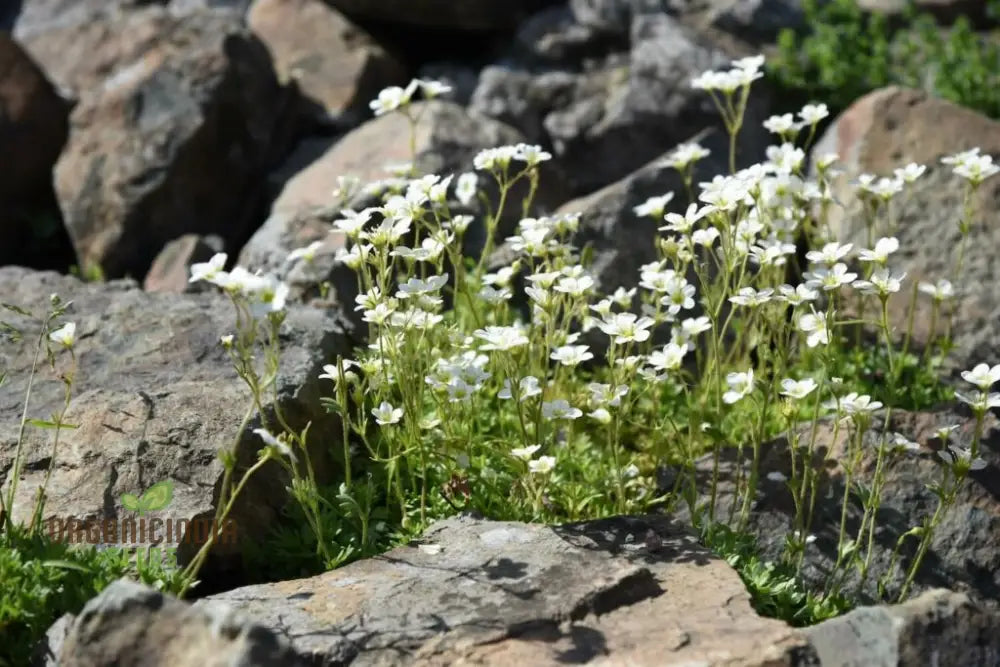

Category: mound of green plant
[770, 0, 1000, 118]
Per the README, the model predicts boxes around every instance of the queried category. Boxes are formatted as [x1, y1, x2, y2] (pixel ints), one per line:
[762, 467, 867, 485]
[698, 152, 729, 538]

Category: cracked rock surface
[0, 267, 351, 567]
[205, 514, 811, 665]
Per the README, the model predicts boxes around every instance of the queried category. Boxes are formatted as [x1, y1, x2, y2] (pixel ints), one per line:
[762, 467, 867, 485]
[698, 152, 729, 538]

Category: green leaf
[139, 481, 174, 512]
[121, 493, 141, 512]
[26, 418, 80, 430]
[41, 559, 91, 573]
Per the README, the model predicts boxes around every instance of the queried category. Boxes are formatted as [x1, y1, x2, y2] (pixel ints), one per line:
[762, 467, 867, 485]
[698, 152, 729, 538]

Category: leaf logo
[121, 480, 174, 516]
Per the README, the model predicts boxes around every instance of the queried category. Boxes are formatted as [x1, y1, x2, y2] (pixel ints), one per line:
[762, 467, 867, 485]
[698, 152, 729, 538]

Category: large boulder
[471, 7, 770, 195]
[0, 33, 73, 270]
[812, 86, 1000, 376]
[206, 514, 811, 664]
[247, 0, 407, 129]
[19, 5, 300, 281]
[0, 267, 352, 571]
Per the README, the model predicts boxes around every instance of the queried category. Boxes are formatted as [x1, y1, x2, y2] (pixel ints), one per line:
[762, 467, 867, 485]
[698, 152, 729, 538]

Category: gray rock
[812, 86, 1000, 378]
[55, 579, 305, 666]
[686, 408, 1000, 605]
[471, 10, 769, 195]
[806, 589, 1000, 667]
[0, 267, 352, 569]
[207, 514, 811, 665]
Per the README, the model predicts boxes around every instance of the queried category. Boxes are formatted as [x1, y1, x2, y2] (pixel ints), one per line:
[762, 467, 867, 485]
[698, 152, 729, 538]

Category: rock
[0, 267, 352, 571]
[806, 589, 1000, 667]
[812, 86, 1000, 376]
[0, 32, 74, 270]
[207, 514, 811, 665]
[239, 101, 570, 310]
[699, 0, 807, 43]
[247, 0, 407, 129]
[325, 0, 546, 31]
[54, 579, 305, 666]
[692, 407, 1000, 605]
[143, 234, 224, 293]
[471, 9, 769, 195]
[30, 6, 300, 281]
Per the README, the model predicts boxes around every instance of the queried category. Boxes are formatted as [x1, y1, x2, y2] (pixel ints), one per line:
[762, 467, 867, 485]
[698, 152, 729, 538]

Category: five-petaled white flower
[474, 325, 530, 351]
[597, 312, 655, 344]
[798, 311, 829, 347]
[780, 377, 818, 400]
[529, 455, 557, 474]
[286, 241, 324, 264]
[190, 252, 227, 283]
[961, 363, 1000, 391]
[253, 428, 297, 462]
[551, 345, 594, 367]
[511, 444, 541, 460]
[372, 401, 403, 425]
[541, 399, 583, 420]
[723, 369, 755, 404]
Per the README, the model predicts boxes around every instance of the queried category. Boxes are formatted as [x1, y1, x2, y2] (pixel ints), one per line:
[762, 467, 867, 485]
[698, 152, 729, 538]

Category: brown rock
[248, 0, 407, 128]
[207, 514, 812, 665]
[812, 86, 1000, 376]
[143, 234, 224, 293]
[37, 6, 299, 281]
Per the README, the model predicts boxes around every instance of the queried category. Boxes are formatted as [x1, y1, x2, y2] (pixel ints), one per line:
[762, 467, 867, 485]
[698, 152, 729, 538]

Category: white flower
[853, 268, 905, 297]
[455, 172, 478, 206]
[955, 389, 1000, 411]
[647, 342, 687, 372]
[763, 113, 798, 135]
[798, 311, 829, 348]
[551, 345, 594, 367]
[474, 325, 529, 351]
[369, 81, 418, 115]
[498, 376, 542, 401]
[804, 263, 856, 291]
[778, 283, 818, 305]
[397, 274, 449, 298]
[941, 147, 981, 167]
[857, 237, 899, 264]
[839, 392, 883, 415]
[596, 312, 655, 344]
[673, 316, 712, 350]
[529, 455, 556, 474]
[189, 252, 227, 283]
[253, 428, 296, 462]
[220, 334, 234, 347]
[894, 163, 926, 183]
[49, 322, 76, 348]
[554, 275, 594, 297]
[286, 241, 324, 264]
[691, 227, 720, 247]
[890, 433, 921, 453]
[515, 143, 552, 166]
[589, 408, 612, 424]
[728, 287, 774, 307]
[723, 369, 755, 404]
[511, 444, 541, 460]
[541, 399, 583, 420]
[918, 279, 955, 301]
[961, 363, 1000, 391]
[372, 401, 403, 425]
[587, 383, 629, 408]
[663, 142, 710, 170]
[766, 471, 787, 483]
[805, 241, 853, 266]
[953, 154, 1000, 184]
[798, 102, 829, 125]
[633, 193, 675, 219]
[415, 79, 451, 98]
[660, 202, 712, 234]
[938, 446, 987, 471]
[780, 377, 818, 400]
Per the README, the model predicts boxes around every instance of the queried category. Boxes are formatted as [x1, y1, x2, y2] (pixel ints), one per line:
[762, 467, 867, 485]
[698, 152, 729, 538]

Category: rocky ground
[2, 0, 1000, 665]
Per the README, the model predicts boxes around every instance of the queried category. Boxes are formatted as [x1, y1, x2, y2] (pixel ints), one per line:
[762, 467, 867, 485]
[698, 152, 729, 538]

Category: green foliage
[0, 525, 183, 666]
[701, 522, 852, 626]
[771, 0, 1000, 117]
